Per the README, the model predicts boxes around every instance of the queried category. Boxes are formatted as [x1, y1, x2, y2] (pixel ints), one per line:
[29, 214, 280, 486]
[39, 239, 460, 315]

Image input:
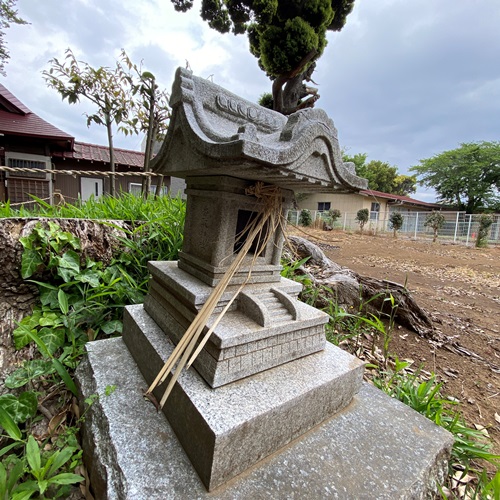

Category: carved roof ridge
[152, 68, 368, 193]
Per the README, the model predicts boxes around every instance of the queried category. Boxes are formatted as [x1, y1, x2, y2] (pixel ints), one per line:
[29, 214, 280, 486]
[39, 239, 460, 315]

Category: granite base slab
[76, 336, 454, 499]
[122, 304, 364, 490]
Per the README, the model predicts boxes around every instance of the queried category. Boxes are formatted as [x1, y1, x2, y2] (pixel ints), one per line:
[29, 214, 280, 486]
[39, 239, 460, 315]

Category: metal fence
[287, 210, 500, 246]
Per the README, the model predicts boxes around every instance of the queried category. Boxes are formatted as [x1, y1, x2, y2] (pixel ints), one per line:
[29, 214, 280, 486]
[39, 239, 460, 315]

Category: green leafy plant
[9, 221, 143, 392]
[0, 436, 83, 499]
[355, 208, 369, 233]
[1, 194, 188, 499]
[298, 209, 312, 227]
[389, 212, 404, 238]
[328, 208, 341, 226]
[475, 214, 494, 248]
[373, 360, 500, 493]
[424, 211, 446, 243]
[0, 392, 37, 424]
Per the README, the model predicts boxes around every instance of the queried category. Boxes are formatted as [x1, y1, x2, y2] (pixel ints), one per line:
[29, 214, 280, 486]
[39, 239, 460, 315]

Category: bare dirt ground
[289, 228, 500, 454]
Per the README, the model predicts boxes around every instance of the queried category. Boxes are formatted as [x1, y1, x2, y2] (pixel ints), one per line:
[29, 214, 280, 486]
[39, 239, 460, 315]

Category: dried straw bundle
[146, 182, 283, 408]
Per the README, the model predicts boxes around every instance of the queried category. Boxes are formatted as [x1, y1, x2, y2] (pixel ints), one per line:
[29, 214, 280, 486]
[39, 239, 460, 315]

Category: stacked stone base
[77, 330, 454, 499]
[122, 304, 364, 490]
[144, 261, 329, 387]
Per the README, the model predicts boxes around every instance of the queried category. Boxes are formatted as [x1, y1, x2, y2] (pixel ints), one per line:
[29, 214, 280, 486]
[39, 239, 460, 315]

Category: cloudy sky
[3, 0, 500, 201]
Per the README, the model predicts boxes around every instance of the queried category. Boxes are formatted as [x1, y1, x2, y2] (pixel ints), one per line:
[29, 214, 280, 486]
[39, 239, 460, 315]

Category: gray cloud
[319, 0, 500, 172]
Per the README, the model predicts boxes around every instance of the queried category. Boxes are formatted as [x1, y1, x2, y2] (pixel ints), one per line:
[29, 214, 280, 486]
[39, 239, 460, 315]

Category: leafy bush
[475, 214, 493, 248]
[258, 92, 273, 110]
[328, 208, 341, 226]
[355, 208, 369, 232]
[298, 209, 312, 227]
[389, 212, 404, 238]
[424, 211, 446, 243]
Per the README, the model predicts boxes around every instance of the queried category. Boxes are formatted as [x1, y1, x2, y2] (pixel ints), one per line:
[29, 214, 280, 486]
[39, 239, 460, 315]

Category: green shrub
[299, 209, 312, 227]
[328, 208, 341, 226]
[355, 208, 369, 232]
[475, 214, 494, 248]
[389, 212, 404, 238]
[424, 211, 445, 243]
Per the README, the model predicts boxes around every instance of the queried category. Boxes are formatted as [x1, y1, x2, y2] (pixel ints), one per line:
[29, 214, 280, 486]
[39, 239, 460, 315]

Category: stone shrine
[77, 68, 453, 498]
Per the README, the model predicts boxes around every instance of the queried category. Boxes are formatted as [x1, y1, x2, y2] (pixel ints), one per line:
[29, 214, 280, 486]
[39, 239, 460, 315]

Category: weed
[0, 194, 185, 495]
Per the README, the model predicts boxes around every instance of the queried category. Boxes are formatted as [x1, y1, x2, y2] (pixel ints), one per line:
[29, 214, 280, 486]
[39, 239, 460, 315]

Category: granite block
[122, 304, 365, 490]
[77, 336, 453, 499]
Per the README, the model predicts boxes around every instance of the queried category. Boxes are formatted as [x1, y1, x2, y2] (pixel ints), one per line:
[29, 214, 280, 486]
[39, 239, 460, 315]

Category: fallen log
[286, 235, 435, 338]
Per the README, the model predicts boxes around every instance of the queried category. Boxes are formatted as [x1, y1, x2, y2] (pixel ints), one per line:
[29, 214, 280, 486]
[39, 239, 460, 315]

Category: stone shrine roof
[152, 68, 367, 193]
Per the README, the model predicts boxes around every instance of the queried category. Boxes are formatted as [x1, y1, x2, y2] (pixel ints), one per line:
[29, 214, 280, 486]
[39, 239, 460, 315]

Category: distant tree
[258, 92, 273, 110]
[170, 0, 355, 114]
[299, 209, 312, 227]
[44, 49, 135, 196]
[392, 174, 417, 196]
[389, 212, 404, 238]
[0, 0, 27, 75]
[355, 208, 369, 233]
[328, 208, 341, 224]
[342, 153, 416, 195]
[475, 215, 493, 248]
[410, 141, 500, 213]
[424, 211, 445, 243]
[120, 51, 171, 197]
[360, 160, 398, 193]
[342, 152, 367, 174]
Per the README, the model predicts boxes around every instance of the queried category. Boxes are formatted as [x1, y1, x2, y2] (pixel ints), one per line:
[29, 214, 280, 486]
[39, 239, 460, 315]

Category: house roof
[360, 189, 440, 208]
[0, 84, 74, 144]
[53, 141, 145, 168]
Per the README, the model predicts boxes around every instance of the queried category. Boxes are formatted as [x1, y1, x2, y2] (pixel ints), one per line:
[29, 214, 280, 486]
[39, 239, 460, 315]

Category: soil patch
[289, 228, 500, 453]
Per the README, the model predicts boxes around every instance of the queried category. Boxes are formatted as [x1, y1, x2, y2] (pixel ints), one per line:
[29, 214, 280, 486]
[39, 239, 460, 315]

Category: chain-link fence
[287, 210, 500, 246]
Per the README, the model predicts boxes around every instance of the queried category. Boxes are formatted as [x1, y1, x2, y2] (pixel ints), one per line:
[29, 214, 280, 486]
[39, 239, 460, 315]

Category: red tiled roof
[0, 84, 74, 142]
[0, 84, 31, 114]
[360, 189, 439, 207]
[54, 141, 145, 168]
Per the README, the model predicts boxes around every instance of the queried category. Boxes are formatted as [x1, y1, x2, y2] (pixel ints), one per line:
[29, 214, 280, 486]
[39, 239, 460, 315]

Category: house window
[370, 202, 380, 220]
[317, 202, 331, 211]
[129, 182, 168, 196]
[5, 153, 51, 179]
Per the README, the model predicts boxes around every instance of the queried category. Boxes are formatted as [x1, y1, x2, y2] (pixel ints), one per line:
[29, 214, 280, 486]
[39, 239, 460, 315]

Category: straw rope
[146, 182, 283, 408]
[0, 166, 161, 178]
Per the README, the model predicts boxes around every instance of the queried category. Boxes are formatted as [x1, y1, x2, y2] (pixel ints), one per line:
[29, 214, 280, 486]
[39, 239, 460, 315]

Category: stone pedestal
[123, 304, 364, 490]
[144, 261, 329, 387]
[76, 334, 454, 499]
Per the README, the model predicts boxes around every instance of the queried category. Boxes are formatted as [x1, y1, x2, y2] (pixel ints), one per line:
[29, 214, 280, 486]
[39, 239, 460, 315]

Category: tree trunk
[286, 236, 435, 338]
[272, 50, 318, 115]
[142, 86, 156, 199]
[106, 115, 116, 197]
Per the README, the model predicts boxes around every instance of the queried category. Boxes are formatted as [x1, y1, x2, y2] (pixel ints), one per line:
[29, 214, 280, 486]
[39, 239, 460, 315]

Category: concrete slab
[77, 336, 454, 499]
